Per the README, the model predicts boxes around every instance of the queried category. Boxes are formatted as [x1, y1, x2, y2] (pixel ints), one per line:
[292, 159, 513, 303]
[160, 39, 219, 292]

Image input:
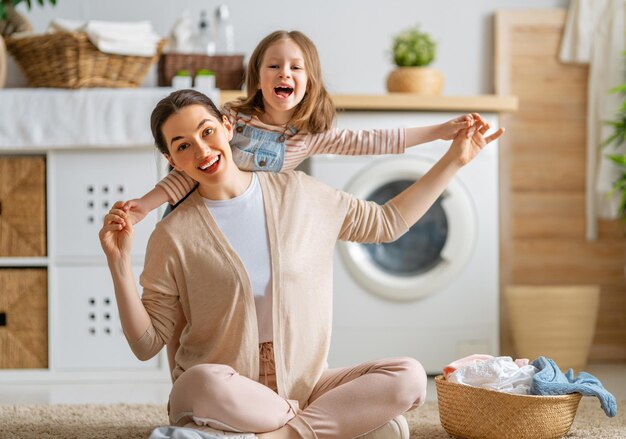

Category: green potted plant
[386, 25, 444, 94]
[0, 0, 56, 88]
[602, 78, 626, 219]
[1, 0, 56, 37]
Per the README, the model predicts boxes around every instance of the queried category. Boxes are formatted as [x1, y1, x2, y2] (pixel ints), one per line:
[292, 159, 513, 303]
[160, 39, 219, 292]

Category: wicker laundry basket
[5, 32, 164, 88]
[435, 376, 582, 439]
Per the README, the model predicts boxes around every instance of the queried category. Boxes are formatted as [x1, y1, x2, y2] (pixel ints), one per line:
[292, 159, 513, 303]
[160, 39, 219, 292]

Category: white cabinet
[50, 150, 160, 259]
[0, 147, 170, 383]
[53, 265, 158, 370]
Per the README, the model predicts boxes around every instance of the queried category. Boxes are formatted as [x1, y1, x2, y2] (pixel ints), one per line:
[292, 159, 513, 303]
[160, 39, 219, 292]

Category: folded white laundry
[47, 18, 161, 57]
[86, 20, 161, 57]
[448, 356, 538, 395]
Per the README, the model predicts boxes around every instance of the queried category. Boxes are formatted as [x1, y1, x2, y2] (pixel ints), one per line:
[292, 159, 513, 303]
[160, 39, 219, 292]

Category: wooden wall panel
[495, 10, 626, 361]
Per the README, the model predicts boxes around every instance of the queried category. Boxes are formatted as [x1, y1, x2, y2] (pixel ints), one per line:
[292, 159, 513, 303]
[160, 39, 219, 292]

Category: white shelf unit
[0, 147, 171, 383]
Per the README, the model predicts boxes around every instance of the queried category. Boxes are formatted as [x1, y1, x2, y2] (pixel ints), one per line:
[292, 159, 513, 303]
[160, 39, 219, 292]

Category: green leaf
[608, 154, 626, 166]
[613, 175, 626, 190]
[619, 189, 626, 217]
[609, 84, 626, 94]
[392, 25, 436, 67]
[601, 131, 621, 148]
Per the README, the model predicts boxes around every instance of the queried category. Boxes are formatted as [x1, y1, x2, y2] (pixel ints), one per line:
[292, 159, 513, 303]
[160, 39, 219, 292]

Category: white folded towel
[86, 20, 160, 57]
[48, 19, 161, 57]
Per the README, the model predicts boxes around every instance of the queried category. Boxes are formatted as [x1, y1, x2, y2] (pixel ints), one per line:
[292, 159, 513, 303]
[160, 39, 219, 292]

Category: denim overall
[165, 114, 296, 215]
[230, 113, 297, 172]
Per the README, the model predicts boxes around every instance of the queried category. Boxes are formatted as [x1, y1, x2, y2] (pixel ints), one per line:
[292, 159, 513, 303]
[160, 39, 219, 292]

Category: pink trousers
[169, 343, 427, 439]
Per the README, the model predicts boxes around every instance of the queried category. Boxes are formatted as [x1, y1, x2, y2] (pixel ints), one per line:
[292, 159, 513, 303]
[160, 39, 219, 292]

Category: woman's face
[258, 38, 309, 118]
[162, 105, 234, 185]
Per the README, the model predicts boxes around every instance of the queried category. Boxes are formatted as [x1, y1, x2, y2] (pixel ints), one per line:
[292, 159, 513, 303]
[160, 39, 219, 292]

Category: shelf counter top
[220, 91, 518, 112]
[0, 88, 516, 150]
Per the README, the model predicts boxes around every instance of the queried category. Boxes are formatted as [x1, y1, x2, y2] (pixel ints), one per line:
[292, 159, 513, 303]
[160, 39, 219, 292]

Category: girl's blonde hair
[229, 30, 335, 134]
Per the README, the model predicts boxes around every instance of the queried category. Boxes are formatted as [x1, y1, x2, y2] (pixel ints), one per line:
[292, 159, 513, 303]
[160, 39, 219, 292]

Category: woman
[99, 90, 503, 439]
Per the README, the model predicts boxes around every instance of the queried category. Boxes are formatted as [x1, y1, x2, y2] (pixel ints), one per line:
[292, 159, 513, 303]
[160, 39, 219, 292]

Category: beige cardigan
[130, 171, 409, 407]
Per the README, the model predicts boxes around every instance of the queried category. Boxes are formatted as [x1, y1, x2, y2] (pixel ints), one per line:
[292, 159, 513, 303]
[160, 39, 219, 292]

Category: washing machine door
[338, 156, 476, 301]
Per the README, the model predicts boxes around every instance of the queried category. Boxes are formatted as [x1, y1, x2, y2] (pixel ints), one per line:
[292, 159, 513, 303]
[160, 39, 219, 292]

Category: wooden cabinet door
[0, 156, 46, 256]
[0, 269, 47, 369]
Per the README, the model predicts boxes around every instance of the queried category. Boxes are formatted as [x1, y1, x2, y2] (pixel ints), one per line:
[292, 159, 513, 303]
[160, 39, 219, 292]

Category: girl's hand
[449, 121, 505, 166]
[99, 201, 134, 262]
[438, 113, 484, 140]
[122, 198, 149, 225]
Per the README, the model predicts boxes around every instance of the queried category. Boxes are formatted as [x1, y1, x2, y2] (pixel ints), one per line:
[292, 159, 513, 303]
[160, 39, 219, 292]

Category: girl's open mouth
[274, 86, 294, 98]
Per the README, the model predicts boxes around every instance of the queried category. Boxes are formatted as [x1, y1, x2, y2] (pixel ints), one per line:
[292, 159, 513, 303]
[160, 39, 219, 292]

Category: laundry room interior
[0, 0, 625, 422]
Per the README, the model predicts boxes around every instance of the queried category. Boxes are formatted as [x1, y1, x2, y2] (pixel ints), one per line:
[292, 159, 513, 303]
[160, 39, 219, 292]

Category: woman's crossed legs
[169, 353, 426, 439]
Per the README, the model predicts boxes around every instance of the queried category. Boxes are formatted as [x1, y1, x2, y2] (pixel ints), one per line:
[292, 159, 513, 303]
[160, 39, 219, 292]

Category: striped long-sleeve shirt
[157, 104, 406, 204]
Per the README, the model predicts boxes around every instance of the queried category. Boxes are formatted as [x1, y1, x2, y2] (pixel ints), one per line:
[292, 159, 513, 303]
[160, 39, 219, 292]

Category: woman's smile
[197, 154, 221, 174]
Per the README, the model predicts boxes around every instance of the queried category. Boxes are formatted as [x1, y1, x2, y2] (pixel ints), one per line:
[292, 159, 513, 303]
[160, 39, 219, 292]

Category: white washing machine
[309, 111, 500, 374]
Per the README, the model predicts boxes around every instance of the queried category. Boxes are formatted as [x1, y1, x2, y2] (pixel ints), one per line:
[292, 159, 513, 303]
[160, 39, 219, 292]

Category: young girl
[100, 90, 503, 439]
[125, 30, 479, 222]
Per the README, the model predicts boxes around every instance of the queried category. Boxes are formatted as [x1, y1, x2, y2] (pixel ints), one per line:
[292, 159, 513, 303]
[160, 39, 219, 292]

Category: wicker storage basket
[5, 32, 164, 88]
[157, 53, 244, 90]
[435, 376, 581, 439]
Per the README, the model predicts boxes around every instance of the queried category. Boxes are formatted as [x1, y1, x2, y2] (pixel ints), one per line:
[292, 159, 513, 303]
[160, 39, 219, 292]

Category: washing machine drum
[338, 156, 476, 301]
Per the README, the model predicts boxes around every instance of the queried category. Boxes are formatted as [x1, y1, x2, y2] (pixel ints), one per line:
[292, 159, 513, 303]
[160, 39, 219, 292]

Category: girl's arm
[405, 113, 480, 146]
[305, 114, 481, 159]
[124, 170, 196, 224]
[391, 122, 504, 225]
[99, 203, 151, 342]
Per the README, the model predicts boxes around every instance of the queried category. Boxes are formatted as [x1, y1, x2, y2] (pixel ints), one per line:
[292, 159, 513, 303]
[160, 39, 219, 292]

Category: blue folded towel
[531, 356, 617, 417]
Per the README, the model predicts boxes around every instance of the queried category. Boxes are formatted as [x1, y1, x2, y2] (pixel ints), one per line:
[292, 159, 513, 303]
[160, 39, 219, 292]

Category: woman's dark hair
[151, 89, 224, 155]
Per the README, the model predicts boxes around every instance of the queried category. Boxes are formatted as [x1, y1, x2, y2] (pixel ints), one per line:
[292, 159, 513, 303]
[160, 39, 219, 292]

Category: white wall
[8, 0, 568, 94]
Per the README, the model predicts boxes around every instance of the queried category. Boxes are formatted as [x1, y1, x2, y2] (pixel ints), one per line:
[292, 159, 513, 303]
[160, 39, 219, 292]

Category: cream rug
[0, 399, 622, 439]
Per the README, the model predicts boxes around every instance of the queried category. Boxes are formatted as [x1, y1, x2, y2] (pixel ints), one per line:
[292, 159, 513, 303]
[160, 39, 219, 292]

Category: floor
[0, 363, 624, 405]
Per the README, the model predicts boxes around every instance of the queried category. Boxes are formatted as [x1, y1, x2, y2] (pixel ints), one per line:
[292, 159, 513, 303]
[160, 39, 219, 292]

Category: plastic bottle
[169, 9, 194, 53]
[194, 10, 216, 55]
[213, 5, 234, 54]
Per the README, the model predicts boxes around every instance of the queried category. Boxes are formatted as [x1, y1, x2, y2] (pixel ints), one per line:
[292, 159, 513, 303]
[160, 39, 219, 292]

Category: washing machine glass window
[338, 156, 477, 302]
[364, 180, 448, 276]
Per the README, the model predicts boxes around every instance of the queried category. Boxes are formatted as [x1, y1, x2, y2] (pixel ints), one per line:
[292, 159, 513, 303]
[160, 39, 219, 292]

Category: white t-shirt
[203, 173, 273, 342]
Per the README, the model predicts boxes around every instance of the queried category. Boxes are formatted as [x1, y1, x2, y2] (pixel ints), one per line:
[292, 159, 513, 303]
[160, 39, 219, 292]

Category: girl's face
[258, 38, 309, 121]
[162, 105, 234, 187]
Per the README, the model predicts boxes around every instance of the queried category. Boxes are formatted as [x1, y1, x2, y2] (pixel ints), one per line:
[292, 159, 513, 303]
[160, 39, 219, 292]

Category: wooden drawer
[0, 269, 48, 369]
[0, 156, 46, 256]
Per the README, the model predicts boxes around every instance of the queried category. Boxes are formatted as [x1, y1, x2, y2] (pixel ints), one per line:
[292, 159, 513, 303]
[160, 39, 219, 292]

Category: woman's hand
[448, 121, 505, 166]
[99, 201, 134, 262]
